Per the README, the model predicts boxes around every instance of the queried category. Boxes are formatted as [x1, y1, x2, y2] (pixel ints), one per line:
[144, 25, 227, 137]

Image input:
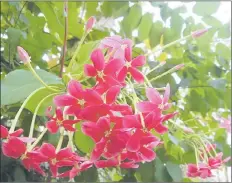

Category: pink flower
[17, 46, 31, 64]
[84, 49, 123, 87]
[208, 152, 231, 169]
[137, 84, 171, 114]
[187, 164, 200, 177]
[39, 143, 76, 177]
[219, 116, 231, 133]
[99, 35, 133, 61]
[86, 16, 96, 32]
[46, 107, 79, 134]
[54, 80, 103, 117]
[191, 28, 208, 38]
[95, 158, 139, 169]
[118, 50, 146, 83]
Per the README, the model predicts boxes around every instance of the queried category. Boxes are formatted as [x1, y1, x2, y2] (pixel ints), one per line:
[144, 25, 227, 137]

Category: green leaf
[154, 158, 172, 182]
[208, 78, 227, 90]
[160, 4, 172, 21]
[137, 13, 153, 41]
[202, 16, 222, 28]
[218, 23, 230, 38]
[216, 43, 231, 60]
[170, 13, 184, 38]
[149, 21, 164, 48]
[193, 2, 220, 16]
[121, 4, 142, 37]
[86, 2, 99, 19]
[166, 162, 183, 182]
[1, 69, 63, 106]
[74, 123, 94, 153]
[24, 88, 57, 116]
[137, 161, 155, 182]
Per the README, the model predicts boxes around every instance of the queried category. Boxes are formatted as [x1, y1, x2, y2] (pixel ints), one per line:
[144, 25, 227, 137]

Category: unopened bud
[161, 61, 166, 66]
[174, 63, 185, 70]
[86, 16, 96, 32]
[183, 127, 194, 133]
[191, 28, 208, 38]
[17, 46, 31, 64]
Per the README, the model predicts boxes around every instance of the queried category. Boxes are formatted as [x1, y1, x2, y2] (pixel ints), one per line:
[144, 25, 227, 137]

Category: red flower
[21, 150, 48, 176]
[208, 152, 231, 169]
[58, 161, 93, 180]
[54, 80, 103, 117]
[187, 164, 200, 177]
[82, 116, 128, 161]
[198, 163, 212, 179]
[39, 143, 76, 177]
[84, 49, 123, 86]
[1, 125, 23, 139]
[46, 107, 79, 133]
[95, 158, 139, 169]
[2, 137, 26, 159]
[137, 84, 171, 113]
[118, 50, 146, 83]
[99, 35, 133, 61]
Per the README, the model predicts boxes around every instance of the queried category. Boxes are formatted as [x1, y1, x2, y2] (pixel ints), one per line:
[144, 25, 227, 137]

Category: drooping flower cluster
[1, 32, 230, 181]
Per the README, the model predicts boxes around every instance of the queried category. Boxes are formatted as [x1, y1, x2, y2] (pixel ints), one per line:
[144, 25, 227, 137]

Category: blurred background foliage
[0, 1, 231, 182]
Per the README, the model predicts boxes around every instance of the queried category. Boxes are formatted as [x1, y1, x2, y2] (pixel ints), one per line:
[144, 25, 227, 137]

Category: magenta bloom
[118, 49, 146, 83]
[39, 143, 76, 177]
[137, 84, 171, 113]
[84, 49, 123, 86]
[208, 152, 231, 169]
[46, 107, 79, 134]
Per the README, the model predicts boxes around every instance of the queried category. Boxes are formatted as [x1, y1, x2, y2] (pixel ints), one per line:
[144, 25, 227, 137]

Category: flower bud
[17, 46, 31, 64]
[191, 28, 208, 38]
[174, 63, 185, 70]
[86, 16, 96, 33]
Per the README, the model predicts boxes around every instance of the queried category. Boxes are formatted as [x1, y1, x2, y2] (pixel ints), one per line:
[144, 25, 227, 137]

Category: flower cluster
[2, 29, 230, 181]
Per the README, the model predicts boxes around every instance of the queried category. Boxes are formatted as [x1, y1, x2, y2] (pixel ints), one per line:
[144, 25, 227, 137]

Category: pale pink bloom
[17, 46, 31, 64]
[86, 16, 96, 32]
[219, 115, 231, 133]
[191, 28, 208, 38]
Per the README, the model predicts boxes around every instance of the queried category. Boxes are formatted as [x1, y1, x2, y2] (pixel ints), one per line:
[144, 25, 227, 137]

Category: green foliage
[74, 123, 95, 154]
[1, 69, 63, 106]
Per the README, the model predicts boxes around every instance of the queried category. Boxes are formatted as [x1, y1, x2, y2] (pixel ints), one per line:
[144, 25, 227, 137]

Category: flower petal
[106, 85, 121, 104]
[131, 55, 146, 67]
[126, 130, 142, 152]
[163, 83, 170, 104]
[84, 64, 97, 76]
[146, 87, 162, 104]
[53, 94, 77, 107]
[118, 66, 128, 82]
[55, 108, 63, 121]
[97, 117, 110, 132]
[104, 58, 124, 75]
[63, 124, 76, 132]
[56, 147, 73, 160]
[123, 115, 142, 129]
[39, 143, 56, 158]
[82, 122, 103, 142]
[137, 101, 156, 113]
[129, 67, 144, 83]
[121, 161, 139, 168]
[67, 80, 84, 99]
[140, 147, 156, 162]
[84, 89, 103, 105]
[95, 159, 118, 168]
[0, 125, 9, 138]
[154, 123, 168, 134]
[91, 139, 106, 161]
[46, 120, 59, 134]
[91, 49, 105, 71]
[10, 128, 24, 137]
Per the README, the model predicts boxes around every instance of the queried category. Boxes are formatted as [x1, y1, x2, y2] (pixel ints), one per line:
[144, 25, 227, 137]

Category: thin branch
[14, 2, 27, 28]
[59, 0, 68, 78]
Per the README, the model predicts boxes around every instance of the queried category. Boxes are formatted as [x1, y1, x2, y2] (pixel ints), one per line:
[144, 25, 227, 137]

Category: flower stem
[9, 87, 46, 133]
[27, 93, 60, 148]
[68, 32, 88, 71]
[27, 64, 59, 92]
[146, 62, 166, 76]
[56, 127, 65, 153]
[28, 128, 48, 152]
[145, 34, 191, 56]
